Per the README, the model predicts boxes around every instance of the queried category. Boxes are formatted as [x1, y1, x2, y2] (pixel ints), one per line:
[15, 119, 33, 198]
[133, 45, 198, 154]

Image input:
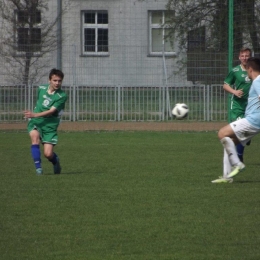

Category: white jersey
[245, 75, 260, 128]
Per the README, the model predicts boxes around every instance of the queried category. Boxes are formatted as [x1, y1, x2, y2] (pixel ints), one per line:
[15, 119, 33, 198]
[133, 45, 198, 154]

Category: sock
[220, 137, 240, 167]
[31, 144, 41, 169]
[49, 152, 57, 165]
[236, 143, 244, 161]
[223, 149, 231, 178]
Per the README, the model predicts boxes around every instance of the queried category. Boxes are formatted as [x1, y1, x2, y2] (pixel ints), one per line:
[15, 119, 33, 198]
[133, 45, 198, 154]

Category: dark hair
[239, 47, 252, 56]
[49, 68, 64, 80]
[246, 57, 260, 72]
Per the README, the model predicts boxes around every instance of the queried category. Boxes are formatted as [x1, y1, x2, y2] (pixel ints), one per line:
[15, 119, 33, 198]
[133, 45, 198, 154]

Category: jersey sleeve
[52, 94, 67, 112]
[224, 70, 236, 87]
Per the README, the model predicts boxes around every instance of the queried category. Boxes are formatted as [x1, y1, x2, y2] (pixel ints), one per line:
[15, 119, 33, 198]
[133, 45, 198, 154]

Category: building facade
[0, 0, 190, 87]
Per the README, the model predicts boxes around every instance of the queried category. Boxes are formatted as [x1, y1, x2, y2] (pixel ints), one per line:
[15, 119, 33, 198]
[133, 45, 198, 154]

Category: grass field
[1, 131, 260, 260]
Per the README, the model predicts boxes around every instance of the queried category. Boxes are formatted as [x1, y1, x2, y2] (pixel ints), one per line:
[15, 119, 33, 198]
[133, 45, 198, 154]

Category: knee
[218, 125, 230, 140]
[218, 129, 224, 140]
[43, 150, 53, 160]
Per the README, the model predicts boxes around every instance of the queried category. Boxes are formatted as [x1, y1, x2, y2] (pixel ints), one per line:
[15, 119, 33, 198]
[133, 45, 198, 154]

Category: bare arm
[23, 107, 57, 118]
[223, 83, 243, 98]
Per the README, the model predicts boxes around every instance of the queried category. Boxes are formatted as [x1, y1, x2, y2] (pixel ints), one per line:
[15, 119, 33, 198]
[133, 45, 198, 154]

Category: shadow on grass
[41, 171, 85, 175]
[234, 180, 260, 184]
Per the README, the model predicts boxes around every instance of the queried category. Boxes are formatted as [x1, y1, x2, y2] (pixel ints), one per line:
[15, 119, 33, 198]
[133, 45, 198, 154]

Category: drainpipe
[57, 0, 62, 70]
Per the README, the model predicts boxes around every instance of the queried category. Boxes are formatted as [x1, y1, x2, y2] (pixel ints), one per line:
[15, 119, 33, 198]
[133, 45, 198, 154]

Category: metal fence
[0, 84, 227, 122]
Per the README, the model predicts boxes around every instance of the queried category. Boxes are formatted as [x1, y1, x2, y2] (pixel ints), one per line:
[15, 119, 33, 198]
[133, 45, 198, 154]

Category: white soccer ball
[172, 103, 189, 119]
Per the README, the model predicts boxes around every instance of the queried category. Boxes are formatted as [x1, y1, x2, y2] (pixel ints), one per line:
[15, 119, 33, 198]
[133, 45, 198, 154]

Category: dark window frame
[82, 10, 109, 56]
[15, 9, 42, 54]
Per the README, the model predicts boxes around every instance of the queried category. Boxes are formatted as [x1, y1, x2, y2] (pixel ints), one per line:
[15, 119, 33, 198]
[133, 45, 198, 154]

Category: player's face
[239, 51, 251, 66]
[49, 75, 63, 91]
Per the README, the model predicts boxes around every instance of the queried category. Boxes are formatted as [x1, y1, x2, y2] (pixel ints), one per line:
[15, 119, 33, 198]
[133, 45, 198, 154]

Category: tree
[166, 0, 260, 53]
[0, 0, 69, 85]
[165, 0, 260, 83]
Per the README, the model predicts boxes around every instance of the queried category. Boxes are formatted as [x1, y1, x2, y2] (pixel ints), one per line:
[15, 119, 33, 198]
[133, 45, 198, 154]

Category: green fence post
[228, 0, 234, 123]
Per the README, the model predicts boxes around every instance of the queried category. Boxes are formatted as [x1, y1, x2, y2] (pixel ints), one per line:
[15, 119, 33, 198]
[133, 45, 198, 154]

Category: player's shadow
[43, 171, 84, 175]
[234, 180, 260, 184]
[247, 163, 260, 166]
[54, 171, 103, 175]
[60, 171, 85, 175]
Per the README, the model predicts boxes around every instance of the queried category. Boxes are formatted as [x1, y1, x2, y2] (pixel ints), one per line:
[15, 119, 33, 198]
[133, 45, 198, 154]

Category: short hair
[246, 57, 260, 72]
[239, 47, 252, 56]
[49, 68, 64, 80]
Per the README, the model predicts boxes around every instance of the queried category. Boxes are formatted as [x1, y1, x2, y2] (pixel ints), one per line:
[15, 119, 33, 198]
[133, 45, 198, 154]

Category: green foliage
[1, 131, 260, 259]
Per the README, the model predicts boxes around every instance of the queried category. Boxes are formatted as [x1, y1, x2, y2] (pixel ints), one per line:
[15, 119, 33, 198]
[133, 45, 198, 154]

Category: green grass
[1, 131, 260, 260]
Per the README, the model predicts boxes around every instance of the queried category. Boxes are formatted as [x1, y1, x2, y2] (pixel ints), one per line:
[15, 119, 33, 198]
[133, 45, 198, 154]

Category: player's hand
[235, 89, 243, 98]
[23, 110, 35, 118]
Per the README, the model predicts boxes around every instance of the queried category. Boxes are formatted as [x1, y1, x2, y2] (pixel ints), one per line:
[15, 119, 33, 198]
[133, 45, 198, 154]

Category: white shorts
[230, 118, 260, 146]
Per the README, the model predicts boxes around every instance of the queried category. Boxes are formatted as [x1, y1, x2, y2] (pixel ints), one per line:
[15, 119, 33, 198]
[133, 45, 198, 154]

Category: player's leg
[218, 117, 260, 178]
[43, 143, 61, 174]
[226, 118, 260, 178]
[212, 110, 236, 183]
[236, 143, 244, 162]
[29, 129, 43, 175]
[211, 149, 233, 183]
[231, 112, 246, 162]
[218, 124, 242, 165]
[42, 127, 62, 175]
[221, 137, 245, 178]
[223, 149, 232, 178]
[41, 126, 61, 174]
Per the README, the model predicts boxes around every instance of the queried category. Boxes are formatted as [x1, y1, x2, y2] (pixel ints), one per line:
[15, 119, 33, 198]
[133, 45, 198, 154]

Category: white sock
[223, 149, 231, 178]
[220, 137, 241, 167]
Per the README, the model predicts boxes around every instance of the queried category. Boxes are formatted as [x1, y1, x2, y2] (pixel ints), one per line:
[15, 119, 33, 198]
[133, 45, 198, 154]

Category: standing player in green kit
[212, 47, 252, 183]
[24, 69, 67, 175]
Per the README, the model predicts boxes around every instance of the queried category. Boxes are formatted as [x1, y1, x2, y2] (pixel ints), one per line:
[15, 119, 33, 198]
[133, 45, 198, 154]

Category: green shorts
[27, 118, 59, 145]
[229, 99, 247, 123]
[229, 109, 245, 123]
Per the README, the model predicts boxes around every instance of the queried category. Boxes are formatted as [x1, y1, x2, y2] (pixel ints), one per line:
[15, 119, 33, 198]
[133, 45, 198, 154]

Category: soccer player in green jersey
[23, 68, 67, 175]
[212, 47, 252, 183]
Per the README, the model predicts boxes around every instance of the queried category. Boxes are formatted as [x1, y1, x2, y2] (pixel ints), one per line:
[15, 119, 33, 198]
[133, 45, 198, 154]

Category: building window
[15, 10, 41, 53]
[82, 11, 109, 55]
[149, 10, 174, 56]
[187, 27, 206, 52]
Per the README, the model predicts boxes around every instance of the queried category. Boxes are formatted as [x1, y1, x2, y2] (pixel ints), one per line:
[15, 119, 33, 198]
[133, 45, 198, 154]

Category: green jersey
[224, 65, 252, 122]
[27, 84, 67, 144]
[32, 84, 67, 125]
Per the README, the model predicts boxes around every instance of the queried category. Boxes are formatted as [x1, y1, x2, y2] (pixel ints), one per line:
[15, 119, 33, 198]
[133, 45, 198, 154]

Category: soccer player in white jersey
[216, 57, 260, 180]
[212, 47, 252, 183]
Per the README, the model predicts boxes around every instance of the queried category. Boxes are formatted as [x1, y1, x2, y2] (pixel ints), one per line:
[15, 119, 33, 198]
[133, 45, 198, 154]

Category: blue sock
[31, 145, 41, 169]
[236, 143, 244, 160]
[49, 152, 57, 165]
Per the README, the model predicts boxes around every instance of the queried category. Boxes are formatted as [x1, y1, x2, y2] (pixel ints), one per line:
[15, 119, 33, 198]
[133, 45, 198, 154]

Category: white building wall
[0, 0, 190, 87]
[62, 0, 188, 87]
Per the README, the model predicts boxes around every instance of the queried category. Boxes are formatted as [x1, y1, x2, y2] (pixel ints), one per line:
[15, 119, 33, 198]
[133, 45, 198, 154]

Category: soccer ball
[172, 103, 189, 119]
